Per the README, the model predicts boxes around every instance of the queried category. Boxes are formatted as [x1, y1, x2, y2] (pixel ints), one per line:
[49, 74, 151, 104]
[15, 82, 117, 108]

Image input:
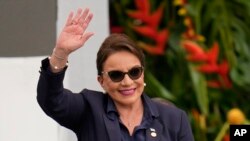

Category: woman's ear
[98, 75, 107, 93]
[97, 75, 104, 87]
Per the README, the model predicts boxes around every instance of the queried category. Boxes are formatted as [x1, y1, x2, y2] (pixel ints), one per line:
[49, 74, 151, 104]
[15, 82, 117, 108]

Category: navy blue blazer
[37, 58, 194, 141]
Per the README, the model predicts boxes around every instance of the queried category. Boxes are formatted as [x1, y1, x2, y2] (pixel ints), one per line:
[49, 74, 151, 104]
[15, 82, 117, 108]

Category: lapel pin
[150, 128, 156, 132]
[151, 132, 157, 137]
[150, 128, 157, 137]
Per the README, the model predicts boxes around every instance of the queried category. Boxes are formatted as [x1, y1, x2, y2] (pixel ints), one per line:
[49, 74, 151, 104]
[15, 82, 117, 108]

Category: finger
[65, 11, 74, 26]
[81, 13, 93, 34]
[79, 8, 90, 26]
[72, 8, 83, 24]
[80, 32, 94, 44]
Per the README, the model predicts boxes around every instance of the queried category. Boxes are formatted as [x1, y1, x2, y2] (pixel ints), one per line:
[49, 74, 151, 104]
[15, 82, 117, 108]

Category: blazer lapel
[146, 120, 163, 141]
[103, 114, 121, 141]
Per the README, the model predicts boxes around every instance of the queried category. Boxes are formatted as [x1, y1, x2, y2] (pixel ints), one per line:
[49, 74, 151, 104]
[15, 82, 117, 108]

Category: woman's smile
[119, 88, 136, 96]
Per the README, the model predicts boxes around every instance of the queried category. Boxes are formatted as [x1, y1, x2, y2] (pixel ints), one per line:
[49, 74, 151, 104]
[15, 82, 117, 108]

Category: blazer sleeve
[36, 58, 86, 131]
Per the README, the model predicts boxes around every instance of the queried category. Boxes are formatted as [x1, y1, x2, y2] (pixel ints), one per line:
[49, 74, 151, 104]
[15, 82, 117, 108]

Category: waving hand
[49, 8, 94, 72]
[55, 8, 94, 56]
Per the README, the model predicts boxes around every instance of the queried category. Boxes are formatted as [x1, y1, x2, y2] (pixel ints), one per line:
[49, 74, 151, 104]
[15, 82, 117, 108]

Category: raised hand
[49, 8, 94, 72]
[55, 8, 94, 56]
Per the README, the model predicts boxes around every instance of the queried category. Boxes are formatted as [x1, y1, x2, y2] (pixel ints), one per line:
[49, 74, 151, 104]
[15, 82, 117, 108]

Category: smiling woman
[37, 7, 194, 141]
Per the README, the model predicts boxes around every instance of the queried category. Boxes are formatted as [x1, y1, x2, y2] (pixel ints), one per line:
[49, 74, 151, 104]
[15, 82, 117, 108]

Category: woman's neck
[115, 98, 143, 116]
[115, 99, 144, 135]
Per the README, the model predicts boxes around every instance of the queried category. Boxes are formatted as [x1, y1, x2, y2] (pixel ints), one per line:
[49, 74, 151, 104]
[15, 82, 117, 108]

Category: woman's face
[98, 51, 144, 107]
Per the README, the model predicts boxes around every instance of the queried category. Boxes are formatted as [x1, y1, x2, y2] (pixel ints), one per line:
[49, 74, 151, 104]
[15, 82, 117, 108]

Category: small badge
[151, 132, 157, 137]
[150, 128, 156, 132]
[150, 128, 157, 137]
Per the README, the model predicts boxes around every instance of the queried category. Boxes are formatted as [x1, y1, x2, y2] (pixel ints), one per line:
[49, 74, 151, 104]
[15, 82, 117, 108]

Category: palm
[56, 8, 94, 54]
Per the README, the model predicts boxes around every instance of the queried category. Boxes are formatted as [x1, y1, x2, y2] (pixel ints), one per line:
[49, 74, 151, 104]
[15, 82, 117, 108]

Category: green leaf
[189, 64, 209, 116]
[144, 70, 176, 101]
[231, 61, 250, 92]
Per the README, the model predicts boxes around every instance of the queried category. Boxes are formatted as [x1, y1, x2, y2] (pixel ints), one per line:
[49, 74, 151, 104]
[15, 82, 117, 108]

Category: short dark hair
[96, 33, 145, 75]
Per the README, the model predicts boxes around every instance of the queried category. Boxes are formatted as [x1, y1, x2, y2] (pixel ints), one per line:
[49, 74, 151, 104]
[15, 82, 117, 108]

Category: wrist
[48, 56, 68, 73]
[52, 47, 69, 60]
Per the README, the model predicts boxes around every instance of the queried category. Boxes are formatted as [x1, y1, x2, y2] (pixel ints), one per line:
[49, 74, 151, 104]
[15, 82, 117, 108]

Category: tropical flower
[126, 0, 169, 55]
[182, 40, 231, 88]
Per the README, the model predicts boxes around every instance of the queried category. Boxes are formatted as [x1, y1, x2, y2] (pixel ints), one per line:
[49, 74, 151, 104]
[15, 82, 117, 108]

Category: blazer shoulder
[152, 99, 188, 124]
[79, 89, 108, 106]
[80, 88, 105, 96]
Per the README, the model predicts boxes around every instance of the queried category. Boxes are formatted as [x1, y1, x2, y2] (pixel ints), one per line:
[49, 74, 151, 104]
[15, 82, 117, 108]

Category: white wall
[0, 0, 109, 141]
[0, 57, 58, 141]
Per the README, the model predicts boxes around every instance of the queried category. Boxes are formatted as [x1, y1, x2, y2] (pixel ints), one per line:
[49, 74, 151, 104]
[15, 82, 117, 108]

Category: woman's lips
[119, 88, 135, 96]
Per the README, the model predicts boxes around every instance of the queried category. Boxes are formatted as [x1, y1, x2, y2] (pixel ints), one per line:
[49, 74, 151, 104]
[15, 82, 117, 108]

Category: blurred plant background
[109, 0, 250, 140]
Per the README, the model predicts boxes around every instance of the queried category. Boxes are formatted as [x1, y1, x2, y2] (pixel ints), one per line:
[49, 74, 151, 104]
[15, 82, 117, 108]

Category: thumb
[80, 32, 94, 45]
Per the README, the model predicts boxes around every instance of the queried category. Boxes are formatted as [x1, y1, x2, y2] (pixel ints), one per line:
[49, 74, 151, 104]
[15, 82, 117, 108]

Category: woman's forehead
[103, 51, 141, 70]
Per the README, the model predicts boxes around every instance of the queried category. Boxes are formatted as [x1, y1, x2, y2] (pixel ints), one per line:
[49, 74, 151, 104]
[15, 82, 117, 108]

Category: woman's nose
[120, 74, 133, 86]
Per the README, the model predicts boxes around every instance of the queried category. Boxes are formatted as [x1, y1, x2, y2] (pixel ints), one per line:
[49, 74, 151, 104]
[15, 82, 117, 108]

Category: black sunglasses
[102, 66, 144, 82]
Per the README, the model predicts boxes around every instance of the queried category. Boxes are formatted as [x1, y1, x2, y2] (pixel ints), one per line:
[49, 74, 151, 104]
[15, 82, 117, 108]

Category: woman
[37, 8, 194, 141]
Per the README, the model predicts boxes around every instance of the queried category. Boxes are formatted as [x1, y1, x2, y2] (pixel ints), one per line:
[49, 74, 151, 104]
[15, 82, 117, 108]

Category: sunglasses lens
[108, 71, 124, 82]
[106, 67, 143, 82]
[128, 67, 143, 79]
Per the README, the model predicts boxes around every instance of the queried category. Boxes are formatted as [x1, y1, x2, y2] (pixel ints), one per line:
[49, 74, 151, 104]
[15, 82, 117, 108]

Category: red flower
[135, 0, 150, 15]
[217, 60, 232, 88]
[134, 28, 169, 55]
[196, 42, 220, 73]
[127, 0, 163, 28]
[156, 28, 169, 45]
[187, 53, 207, 62]
[127, 0, 168, 55]
[217, 60, 230, 76]
[220, 74, 232, 88]
[182, 40, 204, 55]
[127, 0, 150, 23]
[127, 11, 148, 21]
[146, 4, 164, 28]
[205, 42, 219, 64]
[197, 64, 219, 73]
[138, 42, 165, 55]
[199, 61, 232, 89]
[182, 40, 207, 61]
[183, 41, 220, 64]
[182, 40, 232, 89]
[132, 26, 158, 39]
